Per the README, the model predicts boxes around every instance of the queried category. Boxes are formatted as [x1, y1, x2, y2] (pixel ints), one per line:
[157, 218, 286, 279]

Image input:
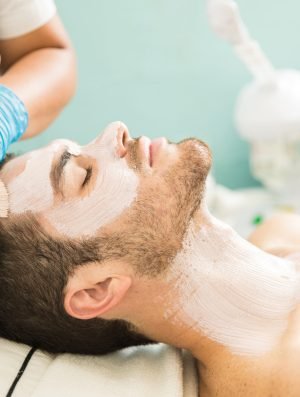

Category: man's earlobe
[64, 273, 132, 320]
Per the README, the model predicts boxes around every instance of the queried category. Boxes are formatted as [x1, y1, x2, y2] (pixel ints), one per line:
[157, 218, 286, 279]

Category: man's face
[1, 121, 211, 274]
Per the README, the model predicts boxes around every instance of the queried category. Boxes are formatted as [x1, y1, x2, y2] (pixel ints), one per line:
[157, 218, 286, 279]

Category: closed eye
[82, 166, 92, 187]
[51, 149, 73, 195]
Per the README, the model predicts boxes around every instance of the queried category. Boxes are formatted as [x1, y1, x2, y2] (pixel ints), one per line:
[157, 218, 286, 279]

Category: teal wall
[11, 0, 300, 188]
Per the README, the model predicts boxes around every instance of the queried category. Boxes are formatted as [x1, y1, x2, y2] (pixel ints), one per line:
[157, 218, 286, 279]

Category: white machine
[207, 0, 300, 202]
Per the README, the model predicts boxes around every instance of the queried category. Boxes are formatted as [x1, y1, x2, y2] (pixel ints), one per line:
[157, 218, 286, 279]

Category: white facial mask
[168, 212, 300, 356]
[6, 140, 81, 214]
[46, 123, 139, 237]
[8, 148, 54, 213]
[6, 122, 139, 238]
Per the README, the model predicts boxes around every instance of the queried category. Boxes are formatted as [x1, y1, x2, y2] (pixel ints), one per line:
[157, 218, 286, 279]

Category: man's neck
[129, 211, 300, 395]
[167, 212, 300, 358]
[161, 211, 300, 396]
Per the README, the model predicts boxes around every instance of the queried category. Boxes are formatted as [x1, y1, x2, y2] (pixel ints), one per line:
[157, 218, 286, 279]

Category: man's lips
[151, 138, 167, 166]
[139, 136, 167, 167]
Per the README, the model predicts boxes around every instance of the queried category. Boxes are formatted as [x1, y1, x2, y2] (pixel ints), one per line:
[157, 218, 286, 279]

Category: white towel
[0, 338, 198, 397]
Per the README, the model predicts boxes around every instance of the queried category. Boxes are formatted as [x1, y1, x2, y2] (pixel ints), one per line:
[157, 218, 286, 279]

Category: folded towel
[0, 338, 53, 397]
[0, 338, 198, 397]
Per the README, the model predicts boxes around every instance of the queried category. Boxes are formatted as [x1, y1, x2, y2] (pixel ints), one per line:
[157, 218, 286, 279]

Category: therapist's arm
[0, 14, 76, 139]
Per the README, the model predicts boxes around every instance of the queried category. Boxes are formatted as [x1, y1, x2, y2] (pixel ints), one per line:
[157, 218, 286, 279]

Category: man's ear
[64, 263, 132, 320]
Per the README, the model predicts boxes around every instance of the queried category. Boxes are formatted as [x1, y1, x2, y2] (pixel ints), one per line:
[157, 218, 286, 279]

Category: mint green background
[11, 0, 300, 188]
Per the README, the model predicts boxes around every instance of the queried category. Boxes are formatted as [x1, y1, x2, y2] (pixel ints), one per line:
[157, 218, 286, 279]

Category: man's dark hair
[0, 215, 152, 354]
[0, 156, 152, 355]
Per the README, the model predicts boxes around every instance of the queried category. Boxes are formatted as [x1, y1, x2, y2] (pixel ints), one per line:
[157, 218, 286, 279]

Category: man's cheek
[45, 162, 139, 238]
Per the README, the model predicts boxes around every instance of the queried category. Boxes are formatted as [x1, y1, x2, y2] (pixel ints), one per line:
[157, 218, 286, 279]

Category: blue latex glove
[0, 84, 28, 162]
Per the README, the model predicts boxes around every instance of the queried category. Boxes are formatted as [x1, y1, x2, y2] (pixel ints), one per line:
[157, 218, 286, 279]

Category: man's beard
[97, 138, 212, 276]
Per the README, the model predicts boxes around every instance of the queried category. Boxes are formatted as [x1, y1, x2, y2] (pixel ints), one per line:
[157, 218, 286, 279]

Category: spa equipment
[207, 0, 300, 205]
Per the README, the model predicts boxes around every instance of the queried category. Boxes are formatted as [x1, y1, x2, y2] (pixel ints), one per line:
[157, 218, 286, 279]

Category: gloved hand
[0, 84, 28, 162]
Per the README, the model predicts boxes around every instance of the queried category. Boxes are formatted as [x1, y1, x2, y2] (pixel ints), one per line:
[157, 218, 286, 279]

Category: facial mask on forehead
[7, 141, 82, 214]
[8, 149, 54, 213]
[54, 140, 82, 156]
[46, 130, 139, 238]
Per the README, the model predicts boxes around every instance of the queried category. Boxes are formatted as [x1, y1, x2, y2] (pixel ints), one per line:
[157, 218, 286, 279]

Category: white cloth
[0, 0, 56, 39]
[0, 338, 198, 397]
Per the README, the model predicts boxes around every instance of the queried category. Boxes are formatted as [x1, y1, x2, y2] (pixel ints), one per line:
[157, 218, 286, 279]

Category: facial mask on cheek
[45, 141, 139, 238]
[8, 150, 54, 214]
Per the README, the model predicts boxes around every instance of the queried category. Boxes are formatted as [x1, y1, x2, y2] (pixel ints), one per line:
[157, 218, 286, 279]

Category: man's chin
[177, 138, 212, 174]
[163, 137, 212, 225]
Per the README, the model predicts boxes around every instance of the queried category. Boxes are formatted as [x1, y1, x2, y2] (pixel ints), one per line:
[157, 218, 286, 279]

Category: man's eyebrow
[50, 149, 72, 195]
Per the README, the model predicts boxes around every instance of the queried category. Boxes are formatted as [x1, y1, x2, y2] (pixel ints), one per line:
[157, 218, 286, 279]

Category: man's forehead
[49, 139, 81, 155]
[0, 139, 81, 183]
[0, 153, 29, 183]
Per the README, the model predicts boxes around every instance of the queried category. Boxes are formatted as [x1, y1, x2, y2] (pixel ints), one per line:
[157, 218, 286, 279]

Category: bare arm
[0, 14, 76, 139]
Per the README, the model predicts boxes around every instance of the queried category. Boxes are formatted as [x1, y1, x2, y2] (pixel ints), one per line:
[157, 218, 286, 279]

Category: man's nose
[88, 121, 131, 156]
[116, 122, 131, 158]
